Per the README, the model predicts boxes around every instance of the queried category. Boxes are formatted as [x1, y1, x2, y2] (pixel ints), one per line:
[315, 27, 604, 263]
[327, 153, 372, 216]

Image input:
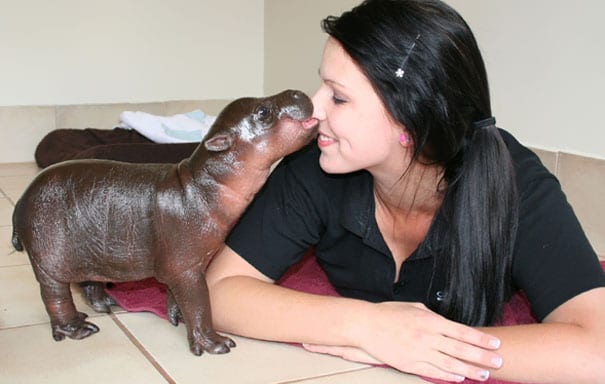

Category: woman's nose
[311, 89, 326, 120]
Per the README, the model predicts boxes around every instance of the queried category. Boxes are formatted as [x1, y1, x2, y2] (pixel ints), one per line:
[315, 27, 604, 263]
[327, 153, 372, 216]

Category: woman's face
[312, 37, 405, 175]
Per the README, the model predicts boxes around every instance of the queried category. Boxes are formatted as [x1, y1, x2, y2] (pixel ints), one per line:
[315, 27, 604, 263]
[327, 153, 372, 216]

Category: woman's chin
[319, 154, 352, 174]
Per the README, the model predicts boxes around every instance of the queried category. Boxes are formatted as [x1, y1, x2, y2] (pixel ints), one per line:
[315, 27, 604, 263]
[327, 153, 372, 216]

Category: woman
[206, 0, 605, 382]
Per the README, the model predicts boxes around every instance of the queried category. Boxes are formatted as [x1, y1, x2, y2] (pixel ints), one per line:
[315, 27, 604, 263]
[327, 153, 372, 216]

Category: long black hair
[322, 0, 518, 326]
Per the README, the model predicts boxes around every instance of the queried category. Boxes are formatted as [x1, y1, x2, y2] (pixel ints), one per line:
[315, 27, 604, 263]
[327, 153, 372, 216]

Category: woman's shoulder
[497, 129, 558, 195]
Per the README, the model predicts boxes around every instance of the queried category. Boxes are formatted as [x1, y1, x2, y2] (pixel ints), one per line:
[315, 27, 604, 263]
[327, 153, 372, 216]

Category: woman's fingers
[430, 319, 502, 372]
[302, 343, 477, 383]
[430, 350, 493, 382]
[439, 333, 503, 369]
[444, 319, 501, 350]
[352, 302, 503, 381]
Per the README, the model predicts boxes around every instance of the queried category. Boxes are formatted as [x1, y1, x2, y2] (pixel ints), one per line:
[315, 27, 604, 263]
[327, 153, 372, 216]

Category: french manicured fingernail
[492, 356, 503, 368]
[453, 375, 465, 382]
[489, 338, 501, 348]
[479, 370, 490, 381]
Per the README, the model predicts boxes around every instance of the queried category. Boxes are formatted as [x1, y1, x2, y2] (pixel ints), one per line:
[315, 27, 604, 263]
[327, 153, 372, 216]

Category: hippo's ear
[204, 134, 234, 152]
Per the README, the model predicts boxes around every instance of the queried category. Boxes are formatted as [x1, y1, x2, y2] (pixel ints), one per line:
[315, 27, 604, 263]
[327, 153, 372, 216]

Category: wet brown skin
[11, 90, 318, 356]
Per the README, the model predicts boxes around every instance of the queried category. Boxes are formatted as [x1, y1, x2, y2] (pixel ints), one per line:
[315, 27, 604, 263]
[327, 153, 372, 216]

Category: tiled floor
[0, 162, 427, 383]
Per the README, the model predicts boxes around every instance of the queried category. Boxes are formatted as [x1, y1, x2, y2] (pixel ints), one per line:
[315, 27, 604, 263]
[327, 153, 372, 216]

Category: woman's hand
[304, 301, 502, 382]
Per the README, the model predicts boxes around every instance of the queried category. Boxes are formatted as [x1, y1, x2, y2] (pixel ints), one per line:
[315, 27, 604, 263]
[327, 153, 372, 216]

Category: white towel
[117, 110, 216, 143]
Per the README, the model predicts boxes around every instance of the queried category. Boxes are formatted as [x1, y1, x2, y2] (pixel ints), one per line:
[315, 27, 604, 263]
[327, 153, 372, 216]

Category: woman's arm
[302, 288, 605, 383]
[478, 287, 605, 383]
[206, 245, 503, 383]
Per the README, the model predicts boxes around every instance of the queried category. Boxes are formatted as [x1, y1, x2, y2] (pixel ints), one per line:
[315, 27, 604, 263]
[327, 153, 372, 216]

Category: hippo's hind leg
[80, 281, 117, 313]
[166, 266, 236, 356]
[34, 267, 99, 341]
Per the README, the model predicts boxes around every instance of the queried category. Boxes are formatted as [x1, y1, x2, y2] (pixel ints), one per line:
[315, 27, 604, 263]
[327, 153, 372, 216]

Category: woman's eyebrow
[318, 68, 349, 89]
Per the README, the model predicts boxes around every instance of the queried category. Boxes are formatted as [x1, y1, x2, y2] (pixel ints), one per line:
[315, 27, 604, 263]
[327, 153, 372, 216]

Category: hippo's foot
[80, 281, 116, 313]
[189, 330, 236, 356]
[167, 302, 184, 326]
[166, 289, 184, 326]
[51, 313, 99, 341]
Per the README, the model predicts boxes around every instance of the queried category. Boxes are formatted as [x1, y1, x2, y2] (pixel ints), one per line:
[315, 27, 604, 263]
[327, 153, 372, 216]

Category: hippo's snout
[277, 90, 314, 122]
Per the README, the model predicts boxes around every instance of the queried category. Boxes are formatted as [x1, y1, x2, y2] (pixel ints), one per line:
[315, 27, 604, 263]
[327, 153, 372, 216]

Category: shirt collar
[339, 170, 435, 260]
[339, 171, 391, 255]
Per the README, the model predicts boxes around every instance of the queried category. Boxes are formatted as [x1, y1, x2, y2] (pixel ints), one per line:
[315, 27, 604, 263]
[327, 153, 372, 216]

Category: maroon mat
[105, 257, 605, 384]
[104, 252, 341, 318]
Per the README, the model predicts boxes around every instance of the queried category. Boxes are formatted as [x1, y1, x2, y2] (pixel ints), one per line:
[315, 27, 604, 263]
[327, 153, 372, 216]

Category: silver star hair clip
[395, 34, 421, 78]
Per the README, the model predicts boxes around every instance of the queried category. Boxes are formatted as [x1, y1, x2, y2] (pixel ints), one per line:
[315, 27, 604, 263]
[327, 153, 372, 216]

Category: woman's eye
[332, 95, 346, 105]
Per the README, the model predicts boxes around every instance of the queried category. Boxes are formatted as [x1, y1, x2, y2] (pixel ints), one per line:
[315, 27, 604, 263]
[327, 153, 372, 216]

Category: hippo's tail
[11, 200, 24, 252]
[11, 227, 23, 252]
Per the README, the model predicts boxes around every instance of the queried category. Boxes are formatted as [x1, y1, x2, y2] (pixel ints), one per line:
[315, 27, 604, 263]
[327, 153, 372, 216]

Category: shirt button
[393, 280, 405, 295]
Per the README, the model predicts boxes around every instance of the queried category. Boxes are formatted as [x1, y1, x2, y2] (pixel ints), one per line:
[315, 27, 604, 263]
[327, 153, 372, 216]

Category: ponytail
[429, 120, 518, 325]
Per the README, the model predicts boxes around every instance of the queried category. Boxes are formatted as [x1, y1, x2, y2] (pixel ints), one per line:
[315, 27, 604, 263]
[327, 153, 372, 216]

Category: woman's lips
[317, 132, 336, 148]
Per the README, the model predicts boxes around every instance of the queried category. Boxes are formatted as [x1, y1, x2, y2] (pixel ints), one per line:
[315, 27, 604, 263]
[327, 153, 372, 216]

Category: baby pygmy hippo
[12, 90, 318, 356]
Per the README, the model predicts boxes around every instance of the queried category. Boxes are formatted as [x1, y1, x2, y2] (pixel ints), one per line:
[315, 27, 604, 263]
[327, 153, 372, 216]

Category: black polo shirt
[226, 129, 604, 321]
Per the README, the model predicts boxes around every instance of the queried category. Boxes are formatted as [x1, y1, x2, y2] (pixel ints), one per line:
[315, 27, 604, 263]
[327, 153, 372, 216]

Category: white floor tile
[0, 317, 166, 384]
[115, 311, 368, 384]
[295, 366, 429, 383]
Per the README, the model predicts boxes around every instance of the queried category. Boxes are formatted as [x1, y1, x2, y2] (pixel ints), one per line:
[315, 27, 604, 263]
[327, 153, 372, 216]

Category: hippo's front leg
[165, 265, 236, 355]
[80, 281, 117, 313]
[166, 289, 184, 326]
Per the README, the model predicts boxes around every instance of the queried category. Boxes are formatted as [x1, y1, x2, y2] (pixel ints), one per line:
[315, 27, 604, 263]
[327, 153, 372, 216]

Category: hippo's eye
[255, 105, 272, 122]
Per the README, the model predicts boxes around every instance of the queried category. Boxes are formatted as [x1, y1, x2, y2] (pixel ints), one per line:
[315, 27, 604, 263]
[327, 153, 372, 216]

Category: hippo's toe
[52, 319, 99, 341]
[190, 331, 236, 355]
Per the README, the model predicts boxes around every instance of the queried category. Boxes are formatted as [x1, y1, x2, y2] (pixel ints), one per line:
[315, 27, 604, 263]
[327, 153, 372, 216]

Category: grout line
[274, 366, 375, 384]
[6, 196, 17, 206]
[0, 321, 52, 332]
[1, 190, 18, 206]
[109, 312, 176, 384]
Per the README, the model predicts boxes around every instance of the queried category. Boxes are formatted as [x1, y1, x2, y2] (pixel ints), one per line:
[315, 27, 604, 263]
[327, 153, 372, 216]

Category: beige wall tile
[0, 162, 40, 177]
[164, 99, 231, 116]
[0, 106, 55, 163]
[56, 102, 166, 129]
[557, 153, 605, 255]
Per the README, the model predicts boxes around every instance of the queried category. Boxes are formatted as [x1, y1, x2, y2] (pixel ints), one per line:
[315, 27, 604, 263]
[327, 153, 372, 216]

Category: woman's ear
[399, 132, 413, 147]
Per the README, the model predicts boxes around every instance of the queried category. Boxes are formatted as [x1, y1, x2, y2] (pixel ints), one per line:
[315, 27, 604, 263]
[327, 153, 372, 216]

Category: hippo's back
[12, 160, 175, 278]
